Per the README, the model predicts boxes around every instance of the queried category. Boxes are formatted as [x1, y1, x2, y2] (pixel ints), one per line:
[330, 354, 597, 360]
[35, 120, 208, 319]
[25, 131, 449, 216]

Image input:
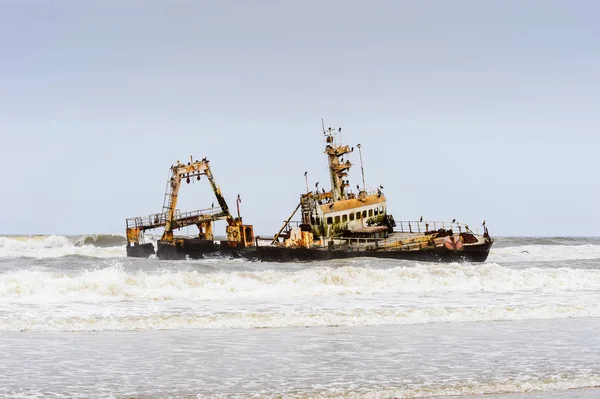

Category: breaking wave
[0, 235, 127, 258]
[2, 260, 600, 330]
[5, 303, 600, 332]
[74, 234, 127, 247]
[3, 262, 600, 301]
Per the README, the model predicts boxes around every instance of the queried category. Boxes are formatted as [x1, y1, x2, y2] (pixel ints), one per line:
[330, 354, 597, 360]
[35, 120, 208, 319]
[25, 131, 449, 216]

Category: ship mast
[323, 125, 353, 202]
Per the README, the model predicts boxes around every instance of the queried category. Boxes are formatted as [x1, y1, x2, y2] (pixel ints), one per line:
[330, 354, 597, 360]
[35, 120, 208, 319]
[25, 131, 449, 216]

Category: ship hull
[126, 243, 156, 258]
[157, 238, 218, 260]
[255, 241, 493, 263]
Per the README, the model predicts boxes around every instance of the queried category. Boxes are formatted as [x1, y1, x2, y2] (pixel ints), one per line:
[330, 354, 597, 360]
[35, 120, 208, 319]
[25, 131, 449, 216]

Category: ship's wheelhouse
[302, 194, 388, 238]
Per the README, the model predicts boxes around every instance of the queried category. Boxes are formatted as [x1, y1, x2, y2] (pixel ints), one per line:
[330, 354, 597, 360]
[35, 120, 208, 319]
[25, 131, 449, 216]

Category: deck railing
[126, 206, 224, 230]
[395, 220, 480, 235]
[258, 219, 481, 245]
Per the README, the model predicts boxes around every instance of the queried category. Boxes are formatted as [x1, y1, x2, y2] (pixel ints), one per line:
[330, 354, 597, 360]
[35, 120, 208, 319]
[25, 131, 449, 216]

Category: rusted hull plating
[156, 238, 218, 260]
[126, 243, 156, 258]
[125, 240, 258, 260]
[255, 241, 493, 263]
[125, 239, 492, 262]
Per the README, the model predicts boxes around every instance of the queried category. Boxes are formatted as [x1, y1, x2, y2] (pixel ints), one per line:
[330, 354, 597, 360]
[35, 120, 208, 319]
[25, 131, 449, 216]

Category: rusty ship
[125, 157, 254, 260]
[255, 125, 493, 262]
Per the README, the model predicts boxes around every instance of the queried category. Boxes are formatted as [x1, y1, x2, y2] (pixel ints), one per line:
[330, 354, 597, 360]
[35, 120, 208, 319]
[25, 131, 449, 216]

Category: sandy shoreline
[446, 387, 600, 399]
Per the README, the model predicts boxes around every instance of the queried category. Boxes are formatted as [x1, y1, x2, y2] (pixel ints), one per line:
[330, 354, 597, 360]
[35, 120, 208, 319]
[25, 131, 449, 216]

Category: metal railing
[175, 206, 224, 221]
[395, 220, 479, 235]
[126, 206, 225, 230]
[270, 220, 480, 236]
[126, 213, 166, 229]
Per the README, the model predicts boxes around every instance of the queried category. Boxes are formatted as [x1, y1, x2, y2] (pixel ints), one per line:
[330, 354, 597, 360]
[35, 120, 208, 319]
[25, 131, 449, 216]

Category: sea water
[1, 235, 599, 398]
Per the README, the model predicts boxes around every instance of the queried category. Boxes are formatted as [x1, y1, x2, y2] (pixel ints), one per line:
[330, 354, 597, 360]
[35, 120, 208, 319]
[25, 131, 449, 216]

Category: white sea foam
[4, 302, 600, 332]
[489, 244, 600, 262]
[3, 262, 600, 301]
[0, 235, 125, 258]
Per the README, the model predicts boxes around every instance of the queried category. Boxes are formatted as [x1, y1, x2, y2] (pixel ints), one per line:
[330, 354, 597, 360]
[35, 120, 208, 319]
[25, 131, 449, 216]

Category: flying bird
[379, 185, 384, 189]
[452, 219, 456, 224]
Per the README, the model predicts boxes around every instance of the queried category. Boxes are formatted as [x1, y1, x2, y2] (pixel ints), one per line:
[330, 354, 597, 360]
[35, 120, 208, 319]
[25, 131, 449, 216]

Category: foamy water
[489, 243, 600, 262]
[0, 235, 126, 258]
[1, 235, 599, 398]
[4, 261, 600, 301]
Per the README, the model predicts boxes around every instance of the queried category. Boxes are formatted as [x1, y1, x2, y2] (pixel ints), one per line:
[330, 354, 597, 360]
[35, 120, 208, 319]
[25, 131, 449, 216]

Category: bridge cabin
[297, 126, 393, 241]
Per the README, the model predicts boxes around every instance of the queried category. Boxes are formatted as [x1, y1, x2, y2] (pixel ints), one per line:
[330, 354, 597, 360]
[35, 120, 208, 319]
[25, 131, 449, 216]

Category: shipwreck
[255, 125, 493, 262]
[125, 157, 254, 260]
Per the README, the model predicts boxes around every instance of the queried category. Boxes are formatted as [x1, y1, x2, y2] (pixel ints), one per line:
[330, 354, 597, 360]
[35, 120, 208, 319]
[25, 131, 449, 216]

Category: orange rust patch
[320, 194, 386, 214]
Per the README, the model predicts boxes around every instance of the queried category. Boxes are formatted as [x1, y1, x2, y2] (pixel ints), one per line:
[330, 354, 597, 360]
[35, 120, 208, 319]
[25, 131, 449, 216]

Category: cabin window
[356, 212, 361, 219]
[368, 209, 373, 217]
[349, 213, 355, 221]
[316, 217, 321, 225]
[362, 210, 367, 218]
[310, 216, 316, 224]
[327, 217, 333, 225]
[335, 216, 341, 224]
[374, 208, 379, 216]
[380, 206, 384, 213]
[342, 214, 348, 222]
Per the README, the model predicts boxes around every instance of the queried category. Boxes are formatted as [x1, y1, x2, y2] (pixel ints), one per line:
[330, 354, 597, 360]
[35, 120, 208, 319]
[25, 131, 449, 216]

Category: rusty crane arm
[126, 157, 255, 250]
[162, 159, 235, 239]
[271, 202, 302, 245]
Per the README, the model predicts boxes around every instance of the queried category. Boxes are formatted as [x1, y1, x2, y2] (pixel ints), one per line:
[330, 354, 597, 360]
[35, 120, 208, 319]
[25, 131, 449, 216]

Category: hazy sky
[1, 0, 598, 236]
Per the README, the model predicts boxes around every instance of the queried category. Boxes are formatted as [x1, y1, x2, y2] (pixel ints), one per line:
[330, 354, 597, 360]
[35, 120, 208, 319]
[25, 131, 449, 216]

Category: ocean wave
[74, 234, 127, 247]
[0, 235, 126, 258]
[3, 303, 600, 332]
[2, 262, 600, 301]
[489, 244, 600, 262]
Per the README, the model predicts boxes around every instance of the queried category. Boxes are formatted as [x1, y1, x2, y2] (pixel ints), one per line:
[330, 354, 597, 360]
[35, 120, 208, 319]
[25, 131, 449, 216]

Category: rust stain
[320, 194, 386, 214]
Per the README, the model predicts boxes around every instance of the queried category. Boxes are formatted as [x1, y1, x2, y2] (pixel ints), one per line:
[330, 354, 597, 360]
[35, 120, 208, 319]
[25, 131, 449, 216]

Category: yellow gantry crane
[126, 156, 254, 259]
